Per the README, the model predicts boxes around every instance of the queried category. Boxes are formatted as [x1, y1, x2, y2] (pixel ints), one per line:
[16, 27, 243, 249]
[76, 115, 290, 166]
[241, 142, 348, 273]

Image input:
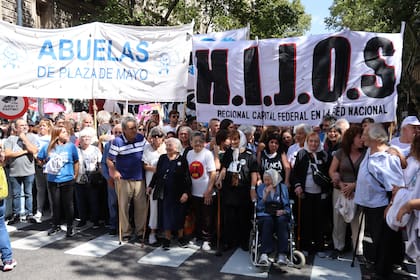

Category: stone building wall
[0, 0, 96, 28]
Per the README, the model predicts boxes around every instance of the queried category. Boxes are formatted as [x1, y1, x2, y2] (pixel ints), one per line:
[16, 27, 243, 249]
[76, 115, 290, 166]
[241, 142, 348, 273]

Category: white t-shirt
[390, 137, 411, 157]
[287, 143, 303, 168]
[163, 124, 178, 134]
[186, 148, 216, 197]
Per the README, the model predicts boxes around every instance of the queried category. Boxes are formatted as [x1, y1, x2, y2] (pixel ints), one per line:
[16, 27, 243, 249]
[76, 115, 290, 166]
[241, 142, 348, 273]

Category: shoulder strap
[347, 155, 357, 177]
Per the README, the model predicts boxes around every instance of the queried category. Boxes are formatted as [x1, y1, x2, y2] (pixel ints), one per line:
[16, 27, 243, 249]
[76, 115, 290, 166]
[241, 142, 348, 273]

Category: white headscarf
[264, 169, 281, 186]
[232, 130, 248, 162]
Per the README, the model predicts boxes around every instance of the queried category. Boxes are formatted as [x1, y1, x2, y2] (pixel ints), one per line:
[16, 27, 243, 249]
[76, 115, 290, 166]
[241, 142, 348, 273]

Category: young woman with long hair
[37, 126, 79, 237]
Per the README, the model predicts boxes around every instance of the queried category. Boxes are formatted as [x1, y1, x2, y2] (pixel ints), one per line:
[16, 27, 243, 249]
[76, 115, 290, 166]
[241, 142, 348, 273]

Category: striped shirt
[108, 133, 146, 180]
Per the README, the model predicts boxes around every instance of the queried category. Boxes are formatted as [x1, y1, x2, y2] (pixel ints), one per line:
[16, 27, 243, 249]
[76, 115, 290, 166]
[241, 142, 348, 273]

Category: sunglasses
[138, 128, 145, 132]
[171, 115, 179, 118]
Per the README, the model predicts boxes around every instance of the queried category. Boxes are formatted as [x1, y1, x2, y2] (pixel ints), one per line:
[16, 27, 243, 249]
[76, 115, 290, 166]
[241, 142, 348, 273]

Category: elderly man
[4, 118, 38, 224]
[390, 116, 420, 157]
[107, 116, 147, 242]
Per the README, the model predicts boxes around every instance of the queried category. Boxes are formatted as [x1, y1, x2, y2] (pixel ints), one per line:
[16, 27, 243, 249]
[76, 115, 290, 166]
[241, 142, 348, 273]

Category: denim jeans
[9, 175, 35, 216]
[107, 184, 118, 230]
[0, 200, 13, 262]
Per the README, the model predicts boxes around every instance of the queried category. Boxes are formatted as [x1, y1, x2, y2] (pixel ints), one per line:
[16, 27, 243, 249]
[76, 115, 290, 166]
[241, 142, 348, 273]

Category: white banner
[0, 21, 193, 102]
[193, 30, 403, 126]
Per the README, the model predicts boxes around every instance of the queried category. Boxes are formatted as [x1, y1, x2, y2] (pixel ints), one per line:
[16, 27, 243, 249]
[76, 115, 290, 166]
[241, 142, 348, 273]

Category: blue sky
[301, 0, 333, 35]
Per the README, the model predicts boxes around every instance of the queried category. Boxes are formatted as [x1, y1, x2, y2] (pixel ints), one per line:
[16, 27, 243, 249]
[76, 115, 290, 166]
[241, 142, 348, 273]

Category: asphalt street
[2, 220, 416, 280]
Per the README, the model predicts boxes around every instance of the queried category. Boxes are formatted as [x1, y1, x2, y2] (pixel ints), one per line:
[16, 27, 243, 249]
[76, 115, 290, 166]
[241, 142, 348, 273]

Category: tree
[80, 0, 311, 39]
[326, 0, 420, 119]
[326, 0, 419, 33]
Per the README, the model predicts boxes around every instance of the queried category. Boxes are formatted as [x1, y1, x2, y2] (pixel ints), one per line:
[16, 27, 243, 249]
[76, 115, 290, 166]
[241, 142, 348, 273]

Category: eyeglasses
[138, 128, 145, 132]
[171, 115, 179, 118]
[114, 131, 123, 135]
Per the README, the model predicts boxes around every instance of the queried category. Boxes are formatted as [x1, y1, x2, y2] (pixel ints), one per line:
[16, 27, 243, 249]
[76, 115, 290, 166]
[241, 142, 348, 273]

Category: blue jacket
[256, 183, 290, 217]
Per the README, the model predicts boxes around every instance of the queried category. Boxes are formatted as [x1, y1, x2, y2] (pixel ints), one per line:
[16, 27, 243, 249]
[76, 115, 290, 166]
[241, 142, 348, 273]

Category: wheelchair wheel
[292, 250, 306, 268]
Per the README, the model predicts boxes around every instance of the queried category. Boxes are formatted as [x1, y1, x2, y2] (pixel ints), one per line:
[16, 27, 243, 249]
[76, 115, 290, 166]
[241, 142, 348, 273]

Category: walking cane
[141, 193, 150, 248]
[351, 208, 365, 267]
[116, 179, 122, 245]
[297, 196, 302, 250]
[215, 190, 222, 256]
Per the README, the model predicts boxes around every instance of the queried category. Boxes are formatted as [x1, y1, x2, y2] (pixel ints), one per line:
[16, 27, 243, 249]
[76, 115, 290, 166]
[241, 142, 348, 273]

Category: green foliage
[80, 0, 311, 39]
[326, 0, 420, 33]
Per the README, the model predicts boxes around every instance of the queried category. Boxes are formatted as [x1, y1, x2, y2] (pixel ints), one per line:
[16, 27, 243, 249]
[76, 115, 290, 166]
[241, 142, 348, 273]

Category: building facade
[0, 0, 96, 28]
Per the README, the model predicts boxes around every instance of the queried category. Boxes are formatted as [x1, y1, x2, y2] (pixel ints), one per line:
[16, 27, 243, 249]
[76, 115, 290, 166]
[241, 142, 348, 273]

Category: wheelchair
[249, 199, 306, 270]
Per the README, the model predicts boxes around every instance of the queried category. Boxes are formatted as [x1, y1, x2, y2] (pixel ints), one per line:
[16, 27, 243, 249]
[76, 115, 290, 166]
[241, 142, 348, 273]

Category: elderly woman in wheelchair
[256, 169, 290, 265]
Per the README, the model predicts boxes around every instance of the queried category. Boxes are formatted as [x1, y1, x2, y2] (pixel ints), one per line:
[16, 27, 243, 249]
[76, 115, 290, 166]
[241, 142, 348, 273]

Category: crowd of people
[0, 109, 419, 280]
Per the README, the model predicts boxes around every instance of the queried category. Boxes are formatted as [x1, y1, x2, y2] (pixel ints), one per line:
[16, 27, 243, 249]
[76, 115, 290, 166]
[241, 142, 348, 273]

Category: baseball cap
[401, 116, 420, 127]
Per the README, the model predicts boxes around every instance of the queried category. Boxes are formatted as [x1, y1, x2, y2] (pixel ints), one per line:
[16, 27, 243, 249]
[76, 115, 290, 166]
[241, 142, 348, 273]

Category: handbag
[0, 166, 8, 200]
[310, 163, 332, 189]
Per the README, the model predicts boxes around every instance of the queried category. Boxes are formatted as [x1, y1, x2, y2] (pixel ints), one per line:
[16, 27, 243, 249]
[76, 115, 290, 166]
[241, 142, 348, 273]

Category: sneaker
[76, 220, 87, 228]
[2, 259, 17, 271]
[201, 241, 211, 251]
[33, 212, 42, 224]
[178, 237, 188, 248]
[66, 227, 75, 238]
[149, 233, 157, 245]
[277, 253, 288, 265]
[47, 226, 61, 236]
[7, 215, 20, 225]
[258, 253, 269, 265]
[162, 238, 170, 250]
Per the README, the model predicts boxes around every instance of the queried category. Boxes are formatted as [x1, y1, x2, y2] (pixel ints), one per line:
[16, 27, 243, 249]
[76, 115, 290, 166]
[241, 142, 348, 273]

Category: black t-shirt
[221, 148, 259, 205]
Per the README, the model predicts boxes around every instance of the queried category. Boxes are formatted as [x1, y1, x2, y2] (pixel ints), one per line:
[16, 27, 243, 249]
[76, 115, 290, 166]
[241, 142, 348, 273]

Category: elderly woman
[147, 137, 191, 250]
[74, 127, 103, 229]
[328, 126, 366, 259]
[287, 123, 312, 168]
[142, 127, 166, 245]
[256, 169, 290, 265]
[238, 125, 257, 153]
[186, 131, 217, 251]
[354, 123, 405, 279]
[291, 132, 331, 255]
[37, 126, 79, 237]
[216, 130, 259, 251]
[177, 126, 193, 156]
